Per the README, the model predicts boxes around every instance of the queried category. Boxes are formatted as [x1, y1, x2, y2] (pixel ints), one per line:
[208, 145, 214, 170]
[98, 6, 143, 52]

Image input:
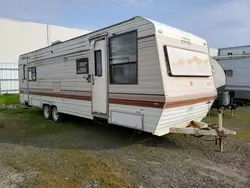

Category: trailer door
[19, 58, 29, 103]
[91, 37, 108, 117]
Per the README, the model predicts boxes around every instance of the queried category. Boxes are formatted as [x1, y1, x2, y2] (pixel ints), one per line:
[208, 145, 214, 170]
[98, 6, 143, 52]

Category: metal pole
[218, 109, 223, 129]
[218, 109, 223, 152]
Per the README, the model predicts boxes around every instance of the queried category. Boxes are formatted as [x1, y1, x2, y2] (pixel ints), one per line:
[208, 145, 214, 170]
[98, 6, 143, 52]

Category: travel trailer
[19, 16, 235, 142]
[214, 45, 250, 100]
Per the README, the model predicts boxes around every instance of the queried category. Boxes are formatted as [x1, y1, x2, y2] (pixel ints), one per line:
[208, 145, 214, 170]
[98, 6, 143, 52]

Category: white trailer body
[19, 16, 217, 136]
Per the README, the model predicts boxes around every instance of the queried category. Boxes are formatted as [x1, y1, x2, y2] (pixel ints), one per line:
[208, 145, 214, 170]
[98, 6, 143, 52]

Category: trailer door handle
[86, 74, 92, 83]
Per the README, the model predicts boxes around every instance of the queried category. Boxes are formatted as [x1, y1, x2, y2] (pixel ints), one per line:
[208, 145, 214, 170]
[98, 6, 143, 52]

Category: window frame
[76, 58, 89, 74]
[109, 30, 138, 85]
[23, 64, 26, 80]
[28, 67, 37, 81]
[94, 50, 102, 77]
[224, 70, 233, 77]
[163, 45, 211, 78]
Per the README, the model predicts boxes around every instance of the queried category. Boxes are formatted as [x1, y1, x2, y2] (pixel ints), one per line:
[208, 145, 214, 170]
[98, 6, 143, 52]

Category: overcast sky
[0, 0, 249, 48]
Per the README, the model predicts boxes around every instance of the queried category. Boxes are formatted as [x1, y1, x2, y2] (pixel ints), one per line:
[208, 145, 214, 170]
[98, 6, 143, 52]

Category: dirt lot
[0, 107, 249, 188]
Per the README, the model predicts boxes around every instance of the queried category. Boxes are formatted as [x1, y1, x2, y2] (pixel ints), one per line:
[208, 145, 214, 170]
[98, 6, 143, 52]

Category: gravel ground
[0, 148, 38, 188]
[0, 108, 249, 188]
[0, 162, 25, 188]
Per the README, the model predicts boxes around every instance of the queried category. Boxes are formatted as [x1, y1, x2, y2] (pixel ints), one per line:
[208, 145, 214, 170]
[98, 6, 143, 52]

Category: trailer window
[28, 67, 36, 81]
[224, 70, 233, 77]
[109, 31, 137, 84]
[164, 45, 212, 77]
[94, 50, 102, 77]
[76, 58, 89, 74]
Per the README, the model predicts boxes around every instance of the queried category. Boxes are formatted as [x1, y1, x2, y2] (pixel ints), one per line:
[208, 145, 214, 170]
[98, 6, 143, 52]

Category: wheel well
[42, 103, 49, 108]
[42, 103, 55, 109]
[51, 105, 57, 109]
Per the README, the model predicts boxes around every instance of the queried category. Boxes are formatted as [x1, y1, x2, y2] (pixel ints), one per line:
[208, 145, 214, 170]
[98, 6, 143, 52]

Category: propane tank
[217, 91, 230, 109]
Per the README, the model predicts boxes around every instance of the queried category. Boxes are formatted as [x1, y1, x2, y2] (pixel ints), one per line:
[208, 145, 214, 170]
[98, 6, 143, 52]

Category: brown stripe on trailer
[165, 96, 215, 108]
[29, 91, 92, 101]
[109, 98, 165, 108]
[26, 91, 165, 108]
[20, 88, 166, 102]
[19, 88, 215, 109]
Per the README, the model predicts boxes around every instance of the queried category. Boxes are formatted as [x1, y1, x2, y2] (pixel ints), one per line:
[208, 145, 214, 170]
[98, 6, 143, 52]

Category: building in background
[0, 18, 90, 94]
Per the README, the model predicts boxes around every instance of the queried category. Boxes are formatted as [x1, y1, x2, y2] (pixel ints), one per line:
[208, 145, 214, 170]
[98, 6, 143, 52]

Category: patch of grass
[233, 108, 250, 122]
[1, 107, 135, 187]
[0, 107, 79, 137]
[203, 107, 250, 142]
[0, 107, 36, 114]
[24, 111, 78, 137]
[204, 107, 250, 125]
[0, 94, 20, 105]
[234, 130, 250, 141]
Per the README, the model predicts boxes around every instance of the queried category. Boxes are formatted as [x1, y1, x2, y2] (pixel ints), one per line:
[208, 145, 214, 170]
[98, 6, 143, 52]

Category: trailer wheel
[43, 105, 52, 120]
[51, 106, 63, 123]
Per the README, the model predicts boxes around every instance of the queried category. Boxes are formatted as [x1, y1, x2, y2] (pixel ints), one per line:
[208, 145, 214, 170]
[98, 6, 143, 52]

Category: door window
[95, 50, 102, 77]
[28, 67, 36, 81]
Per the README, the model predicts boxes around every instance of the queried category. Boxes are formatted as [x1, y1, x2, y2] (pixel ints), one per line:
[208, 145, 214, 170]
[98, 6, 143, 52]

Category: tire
[43, 105, 52, 120]
[51, 106, 63, 123]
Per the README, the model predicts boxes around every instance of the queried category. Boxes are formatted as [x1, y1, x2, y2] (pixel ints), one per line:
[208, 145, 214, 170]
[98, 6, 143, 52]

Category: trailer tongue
[169, 111, 236, 152]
